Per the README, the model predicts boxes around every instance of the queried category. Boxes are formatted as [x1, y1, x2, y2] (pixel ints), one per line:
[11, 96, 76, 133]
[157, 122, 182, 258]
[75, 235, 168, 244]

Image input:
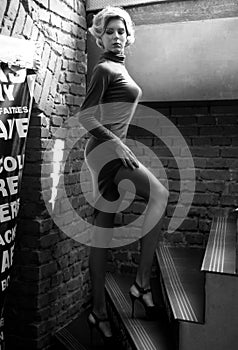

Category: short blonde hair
[88, 6, 135, 49]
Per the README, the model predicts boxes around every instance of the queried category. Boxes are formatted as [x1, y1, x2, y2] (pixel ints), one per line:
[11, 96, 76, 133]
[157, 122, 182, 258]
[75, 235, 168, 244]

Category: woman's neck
[102, 50, 125, 64]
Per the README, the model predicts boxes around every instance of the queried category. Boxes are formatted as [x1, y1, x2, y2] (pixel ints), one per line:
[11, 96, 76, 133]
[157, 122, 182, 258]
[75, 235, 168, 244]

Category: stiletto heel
[87, 311, 115, 348]
[129, 292, 136, 318]
[87, 317, 93, 345]
[129, 281, 161, 320]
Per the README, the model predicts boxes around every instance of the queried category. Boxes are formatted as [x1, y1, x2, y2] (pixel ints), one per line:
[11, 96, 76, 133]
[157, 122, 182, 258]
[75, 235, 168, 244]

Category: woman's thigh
[113, 161, 167, 202]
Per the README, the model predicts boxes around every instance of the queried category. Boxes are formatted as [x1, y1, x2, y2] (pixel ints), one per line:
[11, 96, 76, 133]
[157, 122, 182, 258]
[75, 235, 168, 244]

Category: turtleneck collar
[101, 50, 125, 64]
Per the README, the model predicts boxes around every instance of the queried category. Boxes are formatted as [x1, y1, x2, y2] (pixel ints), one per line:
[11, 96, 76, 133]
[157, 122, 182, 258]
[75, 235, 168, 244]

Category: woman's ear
[125, 36, 130, 47]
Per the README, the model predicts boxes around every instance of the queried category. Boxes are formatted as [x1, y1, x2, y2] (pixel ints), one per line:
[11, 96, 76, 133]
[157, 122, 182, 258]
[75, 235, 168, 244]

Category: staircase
[55, 212, 238, 349]
[106, 212, 238, 350]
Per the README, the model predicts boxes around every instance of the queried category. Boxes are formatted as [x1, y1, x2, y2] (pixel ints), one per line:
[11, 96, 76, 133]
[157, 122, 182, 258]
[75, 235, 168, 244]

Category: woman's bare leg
[114, 162, 168, 303]
[89, 187, 124, 335]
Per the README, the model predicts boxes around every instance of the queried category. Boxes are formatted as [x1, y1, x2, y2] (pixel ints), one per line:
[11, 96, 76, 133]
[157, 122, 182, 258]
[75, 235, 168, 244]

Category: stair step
[105, 272, 175, 350]
[201, 215, 237, 274]
[55, 328, 88, 350]
[54, 309, 107, 350]
[156, 245, 205, 324]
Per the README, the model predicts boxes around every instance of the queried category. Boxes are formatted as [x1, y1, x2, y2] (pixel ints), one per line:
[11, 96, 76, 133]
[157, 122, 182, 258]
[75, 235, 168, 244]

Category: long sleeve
[77, 64, 121, 143]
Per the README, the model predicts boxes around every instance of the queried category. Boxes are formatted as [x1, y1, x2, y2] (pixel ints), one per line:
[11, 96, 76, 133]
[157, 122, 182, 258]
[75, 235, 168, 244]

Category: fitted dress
[79, 50, 142, 205]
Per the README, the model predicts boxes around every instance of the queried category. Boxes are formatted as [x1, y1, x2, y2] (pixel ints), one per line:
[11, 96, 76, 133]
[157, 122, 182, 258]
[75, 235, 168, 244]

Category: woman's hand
[115, 142, 139, 170]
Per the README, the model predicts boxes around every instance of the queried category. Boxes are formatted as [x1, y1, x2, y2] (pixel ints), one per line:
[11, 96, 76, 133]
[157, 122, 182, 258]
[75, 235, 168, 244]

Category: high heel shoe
[87, 311, 114, 348]
[129, 281, 160, 320]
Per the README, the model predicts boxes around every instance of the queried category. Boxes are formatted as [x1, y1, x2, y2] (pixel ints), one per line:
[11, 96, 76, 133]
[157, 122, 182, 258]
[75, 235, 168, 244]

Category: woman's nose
[113, 31, 119, 39]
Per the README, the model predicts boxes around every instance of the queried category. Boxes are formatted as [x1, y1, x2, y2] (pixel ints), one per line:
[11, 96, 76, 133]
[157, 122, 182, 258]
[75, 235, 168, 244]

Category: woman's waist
[85, 135, 118, 157]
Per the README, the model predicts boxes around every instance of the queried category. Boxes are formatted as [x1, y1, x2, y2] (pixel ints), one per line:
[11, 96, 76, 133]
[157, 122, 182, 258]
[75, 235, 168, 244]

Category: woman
[76, 6, 169, 345]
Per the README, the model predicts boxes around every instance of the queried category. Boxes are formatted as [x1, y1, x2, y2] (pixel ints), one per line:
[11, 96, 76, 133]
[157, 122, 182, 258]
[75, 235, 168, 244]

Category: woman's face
[101, 18, 127, 54]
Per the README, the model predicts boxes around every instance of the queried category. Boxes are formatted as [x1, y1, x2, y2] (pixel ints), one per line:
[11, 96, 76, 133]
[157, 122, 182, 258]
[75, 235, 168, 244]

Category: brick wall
[0, 1, 90, 349]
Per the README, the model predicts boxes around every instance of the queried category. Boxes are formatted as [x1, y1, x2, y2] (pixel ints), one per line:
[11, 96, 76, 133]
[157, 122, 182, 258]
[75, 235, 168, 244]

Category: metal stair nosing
[55, 328, 87, 350]
[105, 272, 159, 350]
[156, 245, 203, 324]
[201, 216, 237, 275]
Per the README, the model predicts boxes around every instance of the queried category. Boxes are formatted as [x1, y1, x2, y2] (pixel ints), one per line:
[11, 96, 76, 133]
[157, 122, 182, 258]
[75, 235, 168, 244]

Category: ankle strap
[134, 281, 151, 294]
[90, 311, 108, 324]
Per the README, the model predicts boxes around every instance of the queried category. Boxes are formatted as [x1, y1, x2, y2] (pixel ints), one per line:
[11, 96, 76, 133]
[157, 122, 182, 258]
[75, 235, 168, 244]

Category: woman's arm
[76, 64, 121, 144]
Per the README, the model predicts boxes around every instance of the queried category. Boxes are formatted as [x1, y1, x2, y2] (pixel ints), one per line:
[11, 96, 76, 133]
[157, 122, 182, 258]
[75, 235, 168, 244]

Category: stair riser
[179, 273, 238, 350]
[106, 296, 136, 350]
[159, 273, 180, 349]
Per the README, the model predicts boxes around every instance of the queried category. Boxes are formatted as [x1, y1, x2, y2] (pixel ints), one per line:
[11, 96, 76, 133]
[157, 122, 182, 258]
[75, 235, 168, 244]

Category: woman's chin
[110, 46, 123, 54]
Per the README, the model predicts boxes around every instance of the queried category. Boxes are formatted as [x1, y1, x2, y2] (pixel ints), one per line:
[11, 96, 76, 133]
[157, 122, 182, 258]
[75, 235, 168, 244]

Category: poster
[0, 34, 37, 349]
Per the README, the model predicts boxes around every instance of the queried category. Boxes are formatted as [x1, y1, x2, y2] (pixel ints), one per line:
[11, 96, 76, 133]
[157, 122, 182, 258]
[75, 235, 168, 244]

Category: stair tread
[55, 328, 88, 350]
[105, 272, 175, 350]
[201, 215, 237, 274]
[156, 245, 205, 323]
[54, 309, 108, 350]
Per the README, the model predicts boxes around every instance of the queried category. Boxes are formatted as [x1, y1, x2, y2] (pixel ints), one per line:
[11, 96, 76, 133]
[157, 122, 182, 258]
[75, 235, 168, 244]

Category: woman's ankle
[92, 307, 108, 319]
[135, 276, 150, 290]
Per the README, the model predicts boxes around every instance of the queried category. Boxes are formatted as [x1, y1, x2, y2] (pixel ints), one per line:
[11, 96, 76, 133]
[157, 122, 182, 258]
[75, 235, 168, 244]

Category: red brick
[39, 232, 59, 248]
[76, 38, 86, 51]
[192, 137, 211, 146]
[189, 146, 219, 157]
[23, 14, 33, 38]
[185, 232, 204, 245]
[164, 231, 184, 244]
[49, 12, 61, 28]
[179, 126, 199, 136]
[0, 0, 8, 25]
[200, 126, 223, 136]
[70, 12, 87, 28]
[193, 193, 220, 206]
[217, 116, 238, 124]
[211, 137, 231, 146]
[65, 72, 85, 84]
[12, 3, 26, 36]
[41, 42, 51, 69]
[195, 181, 206, 192]
[221, 147, 238, 158]
[197, 116, 216, 125]
[67, 277, 81, 292]
[49, 0, 71, 18]
[177, 116, 197, 125]
[7, 0, 20, 20]
[223, 126, 238, 136]
[171, 106, 208, 116]
[199, 169, 230, 181]
[220, 195, 238, 206]
[198, 220, 212, 233]
[206, 158, 228, 169]
[231, 137, 238, 146]
[39, 70, 53, 109]
[229, 183, 238, 194]
[210, 105, 238, 115]
[206, 182, 225, 193]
